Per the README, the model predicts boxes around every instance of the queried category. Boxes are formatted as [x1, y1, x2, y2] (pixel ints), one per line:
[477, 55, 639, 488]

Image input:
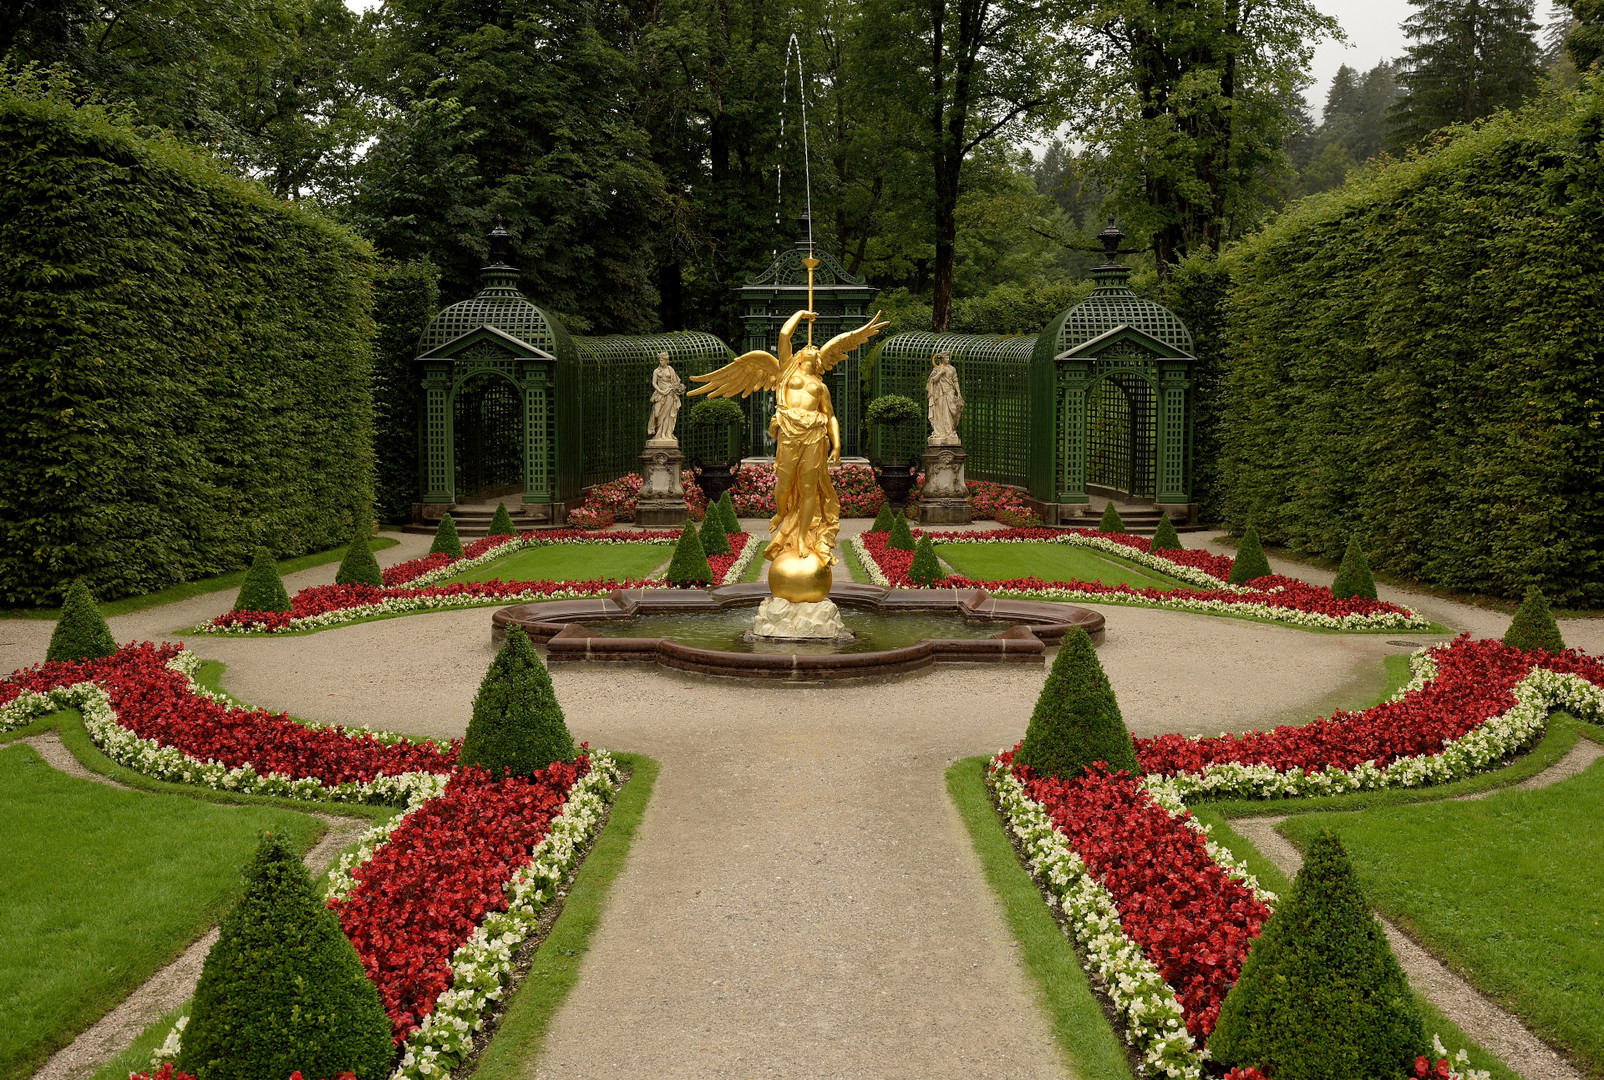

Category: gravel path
[1230, 741, 1604, 1080]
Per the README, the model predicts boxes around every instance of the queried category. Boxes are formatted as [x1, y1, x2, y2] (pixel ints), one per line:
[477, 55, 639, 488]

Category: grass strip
[936, 542, 1192, 592]
[946, 755, 1135, 1080]
[1, 537, 399, 620]
[441, 544, 668, 586]
[740, 539, 769, 583]
[87, 1003, 189, 1080]
[469, 751, 660, 1080]
[838, 538, 871, 584]
[0, 743, 321, 1080]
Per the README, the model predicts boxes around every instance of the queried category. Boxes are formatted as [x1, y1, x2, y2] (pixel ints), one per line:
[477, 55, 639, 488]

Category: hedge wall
[1218, 77, 1604, 605]
[371, 261, 439, 524]
[0, 84, 376, 605]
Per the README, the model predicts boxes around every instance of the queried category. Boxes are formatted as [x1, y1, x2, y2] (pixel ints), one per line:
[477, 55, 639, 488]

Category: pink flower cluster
[570, 472, 709, 524]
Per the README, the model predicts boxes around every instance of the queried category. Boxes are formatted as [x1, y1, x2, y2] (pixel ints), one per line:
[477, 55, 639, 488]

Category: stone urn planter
[872, 462, 919, 511]
[693, 461, 739, 505]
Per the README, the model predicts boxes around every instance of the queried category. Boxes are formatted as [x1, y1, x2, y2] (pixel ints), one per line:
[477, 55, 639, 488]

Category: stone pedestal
[747, 597, 853, 642]
[917, 444, 971, 524]
[636, 442, 688, 528]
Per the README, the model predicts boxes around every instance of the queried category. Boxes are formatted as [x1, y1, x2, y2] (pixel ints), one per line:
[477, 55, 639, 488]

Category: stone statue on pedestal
[926, 352, 964, 445]
[637, 354, 689, 527]
[647, 353, 685, 445]
[919, 352, 972, 524]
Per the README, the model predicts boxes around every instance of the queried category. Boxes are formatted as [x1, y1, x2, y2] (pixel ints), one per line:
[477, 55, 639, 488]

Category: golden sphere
[767, 552, 833, 603]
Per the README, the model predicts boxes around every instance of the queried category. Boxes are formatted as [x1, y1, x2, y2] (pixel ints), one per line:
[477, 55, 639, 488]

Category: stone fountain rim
[490, 582, 1105, 682]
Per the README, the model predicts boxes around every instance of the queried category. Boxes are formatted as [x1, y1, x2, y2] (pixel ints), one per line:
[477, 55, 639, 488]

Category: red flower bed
[332, 759, 589, 1039]
[1006, 751, 1272, 1039]
[1137, 635, 1604, 777]
[1, 644, 455, 785]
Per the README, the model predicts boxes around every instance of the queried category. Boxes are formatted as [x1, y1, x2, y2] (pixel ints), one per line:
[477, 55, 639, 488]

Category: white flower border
[848, 534, 1431, 632]
[402, 533, 677, 590]
[0, 651, 451, 805]
[920, 530, 1237, 591]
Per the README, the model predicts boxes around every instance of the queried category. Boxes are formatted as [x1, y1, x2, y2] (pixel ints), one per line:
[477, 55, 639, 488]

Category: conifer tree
[429, 514, 464, 558]
[234, 548, 292, 613]
[1211, 830, 1426, 1080]
[334, 525, 383, 588]
[177, 833, 394, 1080]
[887, 511, 917, 551]
[872, 502, 896, 532]
[1098, 502, 1126, 534]
[46, 579, 117, 663]
[1504, 585, 1565, 653]
[717, 490, 742, 534]
[487, 501, 516, 537]
[699, 510, 731, 556]
[1388, 0, 1541, 147]
[459, 627, 575, 776]
[1015, 628, 1139, 779]
[908, 534, 946, 585]
[1331, 535, 1378, 600]
[666, 524, 712, 586]
[1228, 524, 1273, 584]
[1151, 514, 1182, 552]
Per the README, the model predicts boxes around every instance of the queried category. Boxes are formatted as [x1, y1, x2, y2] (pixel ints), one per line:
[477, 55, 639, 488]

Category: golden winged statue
[690, 305, 888, 603]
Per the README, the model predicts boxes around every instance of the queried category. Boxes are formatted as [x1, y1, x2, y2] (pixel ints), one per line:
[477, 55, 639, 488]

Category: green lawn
[442, 543, 668, 584]
[936, 542, 1190, 591]
[741, 539, 768, 583]
[0, 744, 322, 1080]
[1281, 758, 1604, 1079]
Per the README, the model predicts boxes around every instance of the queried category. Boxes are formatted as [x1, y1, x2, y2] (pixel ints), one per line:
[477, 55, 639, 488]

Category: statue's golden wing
[688, 350, 781, 398]
[817, 311, 890, 373]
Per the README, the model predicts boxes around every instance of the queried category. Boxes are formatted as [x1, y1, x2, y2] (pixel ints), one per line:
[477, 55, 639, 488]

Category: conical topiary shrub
[1228, 524, 1272, 585]
[718, 490, 742, 534]
[488, 501, 516, 538]
[1504, 585, 1565, 653]
[233, 548, 292, 613]
[908, 534, 945, 586]
[458, 627, 575, 777]
[429, 514, 464, 558]
[334, 526, 383, 588]
[1015, 628, 1139, 780]
[887, 510, 916, 551]
[176, 832, 394, 1080]
[872, 502, 895, 533]
[1331, 535, 1377, 601]
[46, 579, 117, 663]
[1151, 514, 1182, 552]
[1210, 829, 1425, 1080]
[666, 524, 712, 586]
[1098, 502, 1125, 534]
[699, 511, 731, 556]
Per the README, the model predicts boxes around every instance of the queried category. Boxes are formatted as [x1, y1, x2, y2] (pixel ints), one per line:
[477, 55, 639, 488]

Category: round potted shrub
[865, 394, 922, 510]
[687, 398, 746, 506]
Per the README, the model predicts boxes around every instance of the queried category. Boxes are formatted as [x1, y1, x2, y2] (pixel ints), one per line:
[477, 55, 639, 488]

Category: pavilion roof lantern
[414, 219, 573, 360]
[1050, 218, 1193, 354]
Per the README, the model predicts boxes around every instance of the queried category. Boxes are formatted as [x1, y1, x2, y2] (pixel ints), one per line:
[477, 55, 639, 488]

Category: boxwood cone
[1098, 502, 1125, 534]
[1228, 524, 1273, 584]
[1330, 535, 1377, 600]
[1504, 585, 1565, 653]
[1015, 628, 1138, 779]
[429, 514, 464, 558]
[887, 510, 916, 551]
[46, 579, 117, 662]
[233, 548, 292, 613]
[1210, 829, 1425, 1080]
[176, 832, 394, 1080]
[666, 524, 712, 586]
[459, 626, 575, 777]
[908, 534, 945, 585]
[487, 501, 516, 537]
[1151, 514, 1182, 552]
[334, 527, 382, 588]
[718, 490, 741, 534]
[699, 511, 731, 556]
[872, 502, 895, 532]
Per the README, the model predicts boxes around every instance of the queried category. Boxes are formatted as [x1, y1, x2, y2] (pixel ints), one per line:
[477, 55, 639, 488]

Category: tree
[334, 525, 383, 588]
[1503, 585, 1565, 653]
[47, 579, 117, 663]
[234, 548, 292, 613]
[1298, 60, 1403, 194]
[459, 626, 575, 777]
[1015, 626, 1138, 779]
[1388, 0, 1541, 147]
[1080, 0, 1340, 271]
[1556, 0, 1604, 70]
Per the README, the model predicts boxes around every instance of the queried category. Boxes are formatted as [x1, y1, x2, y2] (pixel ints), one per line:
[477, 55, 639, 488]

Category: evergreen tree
[176, 833, 395, 1080]
[1228, 524, 1273, 584]
[717, 490, 741, 534]
[908, 534, 946, 585]
[334, 525, 383, 588]
[46, 579, 117, 663]
[1331, 535, 1378, 600]
[1389, 0, 1541, 147]
[1211, 830, 1426, 1080]
[487, 501, 516, 537]
[234, 548, 292, 613]
[1151, 514, 1182, 552]
[1504, 585, 1565, 652]
[699, 511, 731, 556]
[666, 524, 712, 586]
[887, 511, 917, 551]
[872, 502, 896, 532]
[459, 627, 575, 777]
[429, 514, 463, 558]
[1558, 0, 1603, 69]
[1098, 502, 1125, 534]
[1015, 628, 1139, 780]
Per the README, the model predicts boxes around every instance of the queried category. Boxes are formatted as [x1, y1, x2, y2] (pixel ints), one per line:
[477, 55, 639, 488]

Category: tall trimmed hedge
[1218, 78, 1604, 605]
[0, 83, 376, 606]
[371, 260, 439, 524]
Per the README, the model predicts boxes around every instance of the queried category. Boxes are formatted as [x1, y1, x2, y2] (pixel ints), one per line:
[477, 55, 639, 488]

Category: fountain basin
[491, 582, 1104, 681]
